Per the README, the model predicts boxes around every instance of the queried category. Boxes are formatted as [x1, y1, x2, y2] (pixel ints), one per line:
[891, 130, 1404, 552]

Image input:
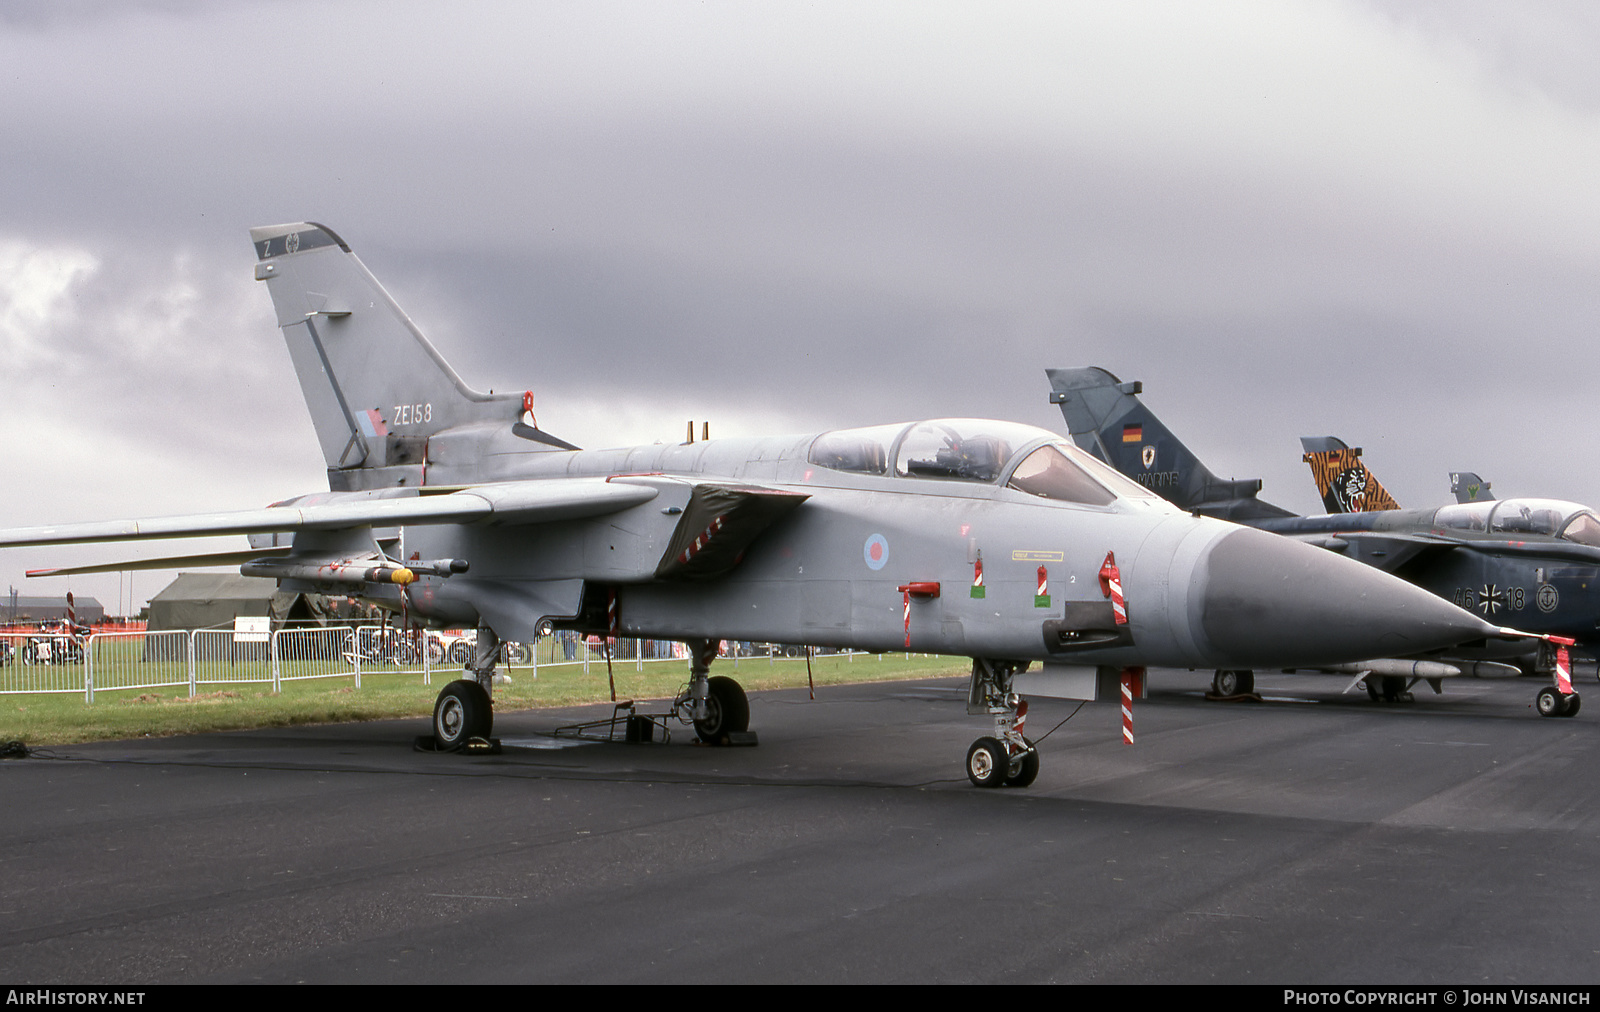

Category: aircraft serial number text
[394, 403, 432, 425]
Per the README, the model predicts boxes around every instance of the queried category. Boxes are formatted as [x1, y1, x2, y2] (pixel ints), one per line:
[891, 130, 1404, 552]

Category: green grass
[0, 652, 969, 746]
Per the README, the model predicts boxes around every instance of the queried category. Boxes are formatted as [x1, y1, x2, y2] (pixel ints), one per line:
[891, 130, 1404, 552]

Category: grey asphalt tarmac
[1, 669, 1596, 984]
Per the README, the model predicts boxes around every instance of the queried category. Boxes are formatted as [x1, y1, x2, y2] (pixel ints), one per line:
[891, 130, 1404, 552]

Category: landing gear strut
[431, 624, 499, 749]
[965, 659, 1039, 788]
[676, 639, 752, 745]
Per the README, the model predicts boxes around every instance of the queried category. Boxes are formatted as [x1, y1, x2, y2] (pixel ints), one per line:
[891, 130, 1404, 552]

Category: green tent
[143, 573, 340, 660]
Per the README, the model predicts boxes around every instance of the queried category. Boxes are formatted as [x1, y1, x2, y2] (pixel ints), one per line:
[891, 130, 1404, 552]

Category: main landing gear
[674, 639, 753, 745]
[1363, 675, 1413, 703]
[431, 624, 500, 750]
[965, 659, 1040, 788]
[1211, 669, 1254, 697]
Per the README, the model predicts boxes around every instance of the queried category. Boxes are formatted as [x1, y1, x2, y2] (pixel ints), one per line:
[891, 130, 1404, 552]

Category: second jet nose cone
[1195, 526, 1499, 668]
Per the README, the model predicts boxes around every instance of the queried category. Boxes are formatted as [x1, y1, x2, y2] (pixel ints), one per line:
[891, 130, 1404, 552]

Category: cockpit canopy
[1434, 498, 1600, 547]
[808, 418, 1158, 507]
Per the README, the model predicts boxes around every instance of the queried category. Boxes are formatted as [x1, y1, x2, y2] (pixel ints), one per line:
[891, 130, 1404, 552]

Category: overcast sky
[4, 0, 1600, 614]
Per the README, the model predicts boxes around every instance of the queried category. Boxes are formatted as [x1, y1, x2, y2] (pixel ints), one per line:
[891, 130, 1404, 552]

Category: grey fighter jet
[1049, 366, 1591, 717]
[0, 226, 1532, 787]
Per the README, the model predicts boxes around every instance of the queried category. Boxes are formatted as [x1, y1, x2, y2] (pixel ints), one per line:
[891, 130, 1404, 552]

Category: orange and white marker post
[1120, 667, 1144, 744]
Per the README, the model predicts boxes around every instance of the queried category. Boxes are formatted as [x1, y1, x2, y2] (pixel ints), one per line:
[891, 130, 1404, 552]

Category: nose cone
[1193, 526, 1499, 667]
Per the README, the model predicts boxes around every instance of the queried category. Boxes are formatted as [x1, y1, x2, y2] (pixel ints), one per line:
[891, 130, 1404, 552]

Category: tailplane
[1046, 367, 1295, 521]
[1299, 437, 1400, 514]
[251, 222, 575, 491]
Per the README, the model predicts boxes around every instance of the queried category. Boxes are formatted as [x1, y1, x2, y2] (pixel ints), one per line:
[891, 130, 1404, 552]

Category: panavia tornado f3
[0, 225, 1536, 785]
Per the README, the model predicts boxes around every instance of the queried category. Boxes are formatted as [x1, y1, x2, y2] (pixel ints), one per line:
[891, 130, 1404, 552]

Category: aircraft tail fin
[1450, 471, 1495, 503]
[250, 223, 575, 491]
[1046, 367, 1294, 521]
[1299, 437, 1401, 514]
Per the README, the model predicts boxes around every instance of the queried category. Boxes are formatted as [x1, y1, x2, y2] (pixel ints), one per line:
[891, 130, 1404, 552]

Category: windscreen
[1006, 444, 1116, 506]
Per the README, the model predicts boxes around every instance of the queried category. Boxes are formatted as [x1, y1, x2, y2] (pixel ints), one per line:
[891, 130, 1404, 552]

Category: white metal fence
[1, 625, 876, 703]
[0, 632, 90, 695]
[88, 630, 191, 702]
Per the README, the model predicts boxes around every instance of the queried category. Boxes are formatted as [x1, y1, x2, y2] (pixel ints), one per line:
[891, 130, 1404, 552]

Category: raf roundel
[863, 533, 889, 571]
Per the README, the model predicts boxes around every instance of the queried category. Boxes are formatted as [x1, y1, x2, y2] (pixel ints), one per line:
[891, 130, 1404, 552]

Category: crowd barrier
[0, 626, 879, 703]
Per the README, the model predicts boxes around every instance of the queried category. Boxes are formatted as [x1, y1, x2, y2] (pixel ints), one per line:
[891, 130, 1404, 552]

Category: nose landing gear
[965, 659, 1040, 788]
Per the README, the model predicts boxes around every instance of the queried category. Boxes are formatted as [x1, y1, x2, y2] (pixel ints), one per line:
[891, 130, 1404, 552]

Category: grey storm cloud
[3, 0, 1600, 609]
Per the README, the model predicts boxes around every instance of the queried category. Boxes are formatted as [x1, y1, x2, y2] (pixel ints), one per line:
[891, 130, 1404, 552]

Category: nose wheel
[964, 659, 1040, 788]
[1536, 685, 1581, 718]
[966, 737, 1008, 787]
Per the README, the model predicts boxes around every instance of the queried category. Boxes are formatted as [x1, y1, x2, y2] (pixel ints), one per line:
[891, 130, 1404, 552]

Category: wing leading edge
[0, 478, 661, 549]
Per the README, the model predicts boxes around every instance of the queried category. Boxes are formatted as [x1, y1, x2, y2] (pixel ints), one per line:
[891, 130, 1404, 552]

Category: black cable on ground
[1028, 701, 1086, 746]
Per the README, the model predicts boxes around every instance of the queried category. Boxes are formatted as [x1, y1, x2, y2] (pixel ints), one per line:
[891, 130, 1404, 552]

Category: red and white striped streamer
[902, 588, 911, 649]
[1099, 552, 1127, 625]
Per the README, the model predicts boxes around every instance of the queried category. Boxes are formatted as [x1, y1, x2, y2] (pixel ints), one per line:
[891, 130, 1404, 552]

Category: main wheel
[967, 737, 1008, 788]
[694, 675, 749, 745]
[426, 637, 445, 664]
[1213, 669, 1254, 696]
[1378, 676, 1408, 702]
[21, 643, 37, 666]
[447, 640, 472, 665]
[1536, 685, 1563, 718]
[1003, 737, 1040, 788]
[1365, 677, 1381, 702]
[433, 680, 492, 749]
